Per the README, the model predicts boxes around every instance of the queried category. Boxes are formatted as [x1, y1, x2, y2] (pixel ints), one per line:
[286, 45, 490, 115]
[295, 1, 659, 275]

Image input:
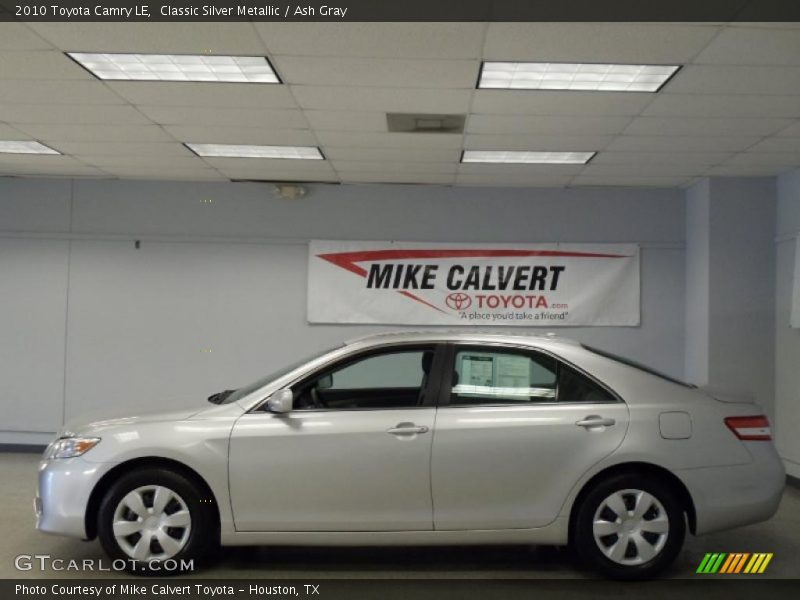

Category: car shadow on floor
[211, 544, 590, 578]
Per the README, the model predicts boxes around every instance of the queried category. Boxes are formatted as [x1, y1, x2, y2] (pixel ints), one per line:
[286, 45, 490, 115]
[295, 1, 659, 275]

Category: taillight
[724, 416, 772, 441]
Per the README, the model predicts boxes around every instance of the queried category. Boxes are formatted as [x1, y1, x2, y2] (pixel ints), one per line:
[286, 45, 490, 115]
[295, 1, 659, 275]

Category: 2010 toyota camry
[35, 332, 784, 579]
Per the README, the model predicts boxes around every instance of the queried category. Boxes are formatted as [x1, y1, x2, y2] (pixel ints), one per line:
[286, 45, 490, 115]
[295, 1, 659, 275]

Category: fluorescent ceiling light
[462, 151, 595, 164]
[0, 140, 60, 155]
[479, 62, 680, 92]
[67, 53, 280, 83]
[186, 143, 324, 160]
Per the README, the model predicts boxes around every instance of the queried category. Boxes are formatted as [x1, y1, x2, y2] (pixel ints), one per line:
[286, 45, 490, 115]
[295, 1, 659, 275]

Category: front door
[229, 344, 442, 531]
[431, 344, 629, 530]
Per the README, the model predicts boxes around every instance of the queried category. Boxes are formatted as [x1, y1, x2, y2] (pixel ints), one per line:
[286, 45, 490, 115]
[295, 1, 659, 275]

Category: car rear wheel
[572, 473, 685, 579]
[97, 467, 216, 574]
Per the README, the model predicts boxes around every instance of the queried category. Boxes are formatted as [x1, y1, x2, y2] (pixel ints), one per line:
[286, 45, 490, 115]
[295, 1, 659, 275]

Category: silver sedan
[35, 332, 784, 579]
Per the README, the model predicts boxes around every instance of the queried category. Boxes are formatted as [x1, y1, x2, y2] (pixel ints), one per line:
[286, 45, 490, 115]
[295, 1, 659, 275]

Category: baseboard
[0, 443, 46, 454]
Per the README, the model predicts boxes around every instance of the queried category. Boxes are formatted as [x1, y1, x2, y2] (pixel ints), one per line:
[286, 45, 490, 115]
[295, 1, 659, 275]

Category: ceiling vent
[386, 113, 466, 134]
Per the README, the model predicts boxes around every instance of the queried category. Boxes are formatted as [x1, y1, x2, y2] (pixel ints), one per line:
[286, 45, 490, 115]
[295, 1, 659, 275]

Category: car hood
[60, 405, 206, 437]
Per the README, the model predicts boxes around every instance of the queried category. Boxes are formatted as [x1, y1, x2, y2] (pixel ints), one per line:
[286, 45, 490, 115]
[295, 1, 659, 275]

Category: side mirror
[267, 388, 293, 414]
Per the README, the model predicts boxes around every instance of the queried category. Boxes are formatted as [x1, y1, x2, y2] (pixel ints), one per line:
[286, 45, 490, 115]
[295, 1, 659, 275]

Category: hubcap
[592, 488, 669, 566]
[112, 485, 191, 562]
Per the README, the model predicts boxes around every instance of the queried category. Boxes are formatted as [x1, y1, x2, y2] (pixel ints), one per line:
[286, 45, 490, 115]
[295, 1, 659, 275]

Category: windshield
[582, 345, 695, 389]
[220, 346, 341, 404]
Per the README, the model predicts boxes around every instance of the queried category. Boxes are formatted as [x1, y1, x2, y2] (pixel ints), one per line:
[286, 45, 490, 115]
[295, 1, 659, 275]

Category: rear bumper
[678, 443, 785, 535]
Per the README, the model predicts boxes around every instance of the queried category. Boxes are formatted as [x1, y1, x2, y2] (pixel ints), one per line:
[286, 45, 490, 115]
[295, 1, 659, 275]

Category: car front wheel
[97, 467, 216, 574]
[572, 473, 686, 579]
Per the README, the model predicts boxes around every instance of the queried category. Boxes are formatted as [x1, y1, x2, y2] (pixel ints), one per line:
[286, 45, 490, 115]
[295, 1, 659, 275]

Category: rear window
[582, 345, 695, 389]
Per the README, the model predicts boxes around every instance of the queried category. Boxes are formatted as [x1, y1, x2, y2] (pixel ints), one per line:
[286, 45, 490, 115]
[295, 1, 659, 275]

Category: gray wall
[1, 178, 687, 443]
[776, 169, 800, 478]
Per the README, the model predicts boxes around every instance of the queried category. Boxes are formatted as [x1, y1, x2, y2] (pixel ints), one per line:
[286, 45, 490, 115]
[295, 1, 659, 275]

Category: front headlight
[46, 437, 101, 459]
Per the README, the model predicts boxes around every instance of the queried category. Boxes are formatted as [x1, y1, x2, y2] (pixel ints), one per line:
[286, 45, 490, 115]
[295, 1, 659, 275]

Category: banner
[308, 241, 640, 327]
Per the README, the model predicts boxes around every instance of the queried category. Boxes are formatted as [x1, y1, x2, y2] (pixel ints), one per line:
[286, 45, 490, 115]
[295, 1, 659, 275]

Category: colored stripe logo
[696, 553, 773, 574]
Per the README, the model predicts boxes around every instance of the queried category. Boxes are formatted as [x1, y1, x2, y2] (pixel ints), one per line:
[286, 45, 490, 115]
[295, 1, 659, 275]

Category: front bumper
[35, 455, 112, 539]
[678, 442, 785, 535]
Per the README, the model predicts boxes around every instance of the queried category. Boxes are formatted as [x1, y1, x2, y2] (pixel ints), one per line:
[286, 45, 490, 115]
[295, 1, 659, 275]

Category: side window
[450, 349, 557, 405]
[293, 348, 435, 410]
[557, 364, 616, 403]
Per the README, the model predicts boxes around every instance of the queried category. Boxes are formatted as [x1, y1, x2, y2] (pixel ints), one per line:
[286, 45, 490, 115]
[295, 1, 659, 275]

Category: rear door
[431, 343, 629, 530]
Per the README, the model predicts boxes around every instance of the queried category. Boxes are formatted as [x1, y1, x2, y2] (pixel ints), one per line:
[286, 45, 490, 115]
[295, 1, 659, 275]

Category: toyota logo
[446, 293, 472, 310]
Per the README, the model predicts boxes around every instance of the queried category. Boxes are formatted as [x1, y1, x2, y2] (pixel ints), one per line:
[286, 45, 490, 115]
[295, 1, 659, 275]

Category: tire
[571, 473, 685, 580]
[97, 467, 217, 575]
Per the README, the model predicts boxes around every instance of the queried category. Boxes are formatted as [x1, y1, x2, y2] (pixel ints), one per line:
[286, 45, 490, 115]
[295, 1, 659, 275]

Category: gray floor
[2, 452, 798, 579]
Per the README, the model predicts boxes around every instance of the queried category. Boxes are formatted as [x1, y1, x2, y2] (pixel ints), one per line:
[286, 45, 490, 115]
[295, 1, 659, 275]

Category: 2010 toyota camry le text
[35, 332, 784, 579]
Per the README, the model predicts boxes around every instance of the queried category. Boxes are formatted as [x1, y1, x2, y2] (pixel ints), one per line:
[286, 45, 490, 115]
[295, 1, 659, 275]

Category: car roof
[344, 330, 582, 349]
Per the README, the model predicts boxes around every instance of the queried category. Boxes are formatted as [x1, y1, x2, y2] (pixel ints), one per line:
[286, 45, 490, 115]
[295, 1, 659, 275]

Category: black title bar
[1, 0, 800, 22]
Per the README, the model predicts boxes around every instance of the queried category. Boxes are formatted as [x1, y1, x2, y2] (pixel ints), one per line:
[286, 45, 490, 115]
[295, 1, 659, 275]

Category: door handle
[386, 423, 429, 435]
[575, 416, 616, 428]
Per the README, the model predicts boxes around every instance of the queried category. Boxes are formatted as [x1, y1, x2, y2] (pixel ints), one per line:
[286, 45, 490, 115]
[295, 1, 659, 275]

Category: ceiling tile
[107, 81, 299, 109]
[455, 173, 574, 187]
[722, 152, 800, 166]
[14, 124, 173, 143]
[0, 80, 125, 105]
[706, 164, 792, 176]
[0, 23, 53, 50]
[220, 168, 339, 182]
[0, 50, 93, 79]
[331, 160, 458, 174]
[273, 56, 479, 88]
[101, 167, 225, 181]
[467, 115, 631, 136]
[0, 154, 86, 167]
[290, 85, 472, 113]
[255, 23, 485, 59]
[483, 23, 720, 63]
[693, 27, 800, 65]
[623, 116, 792, 137]
[776, 121, 800, 137]
[745, 137, 800, 153]
[28, 23, 268, 54]
[592, 151, 732, 166]
[580, 163, 704, 177]
[79, 155, 205, 169]
[464, 133, 612, 151]
[666, 65, 800, 95]
[605, 135, 761, 152]
[571, 175, 694, 187]
[0, 123, 28, 138]
[0, 166, 109, 178]
[317, 131, 464, 149]
[163, 125, 318, 146]
[0, 104, 150, 125]
[304, 110, 388, 132]
[644, 94, 800, 118]
[322, 147, 462, 162]
[471, 90, 654, 116]
[137, 105, 307, 129]
[337, 171, 455, 184]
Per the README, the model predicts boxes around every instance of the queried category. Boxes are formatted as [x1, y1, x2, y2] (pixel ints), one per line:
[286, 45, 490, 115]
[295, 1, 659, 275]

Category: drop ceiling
[0, 21, 799, 187]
